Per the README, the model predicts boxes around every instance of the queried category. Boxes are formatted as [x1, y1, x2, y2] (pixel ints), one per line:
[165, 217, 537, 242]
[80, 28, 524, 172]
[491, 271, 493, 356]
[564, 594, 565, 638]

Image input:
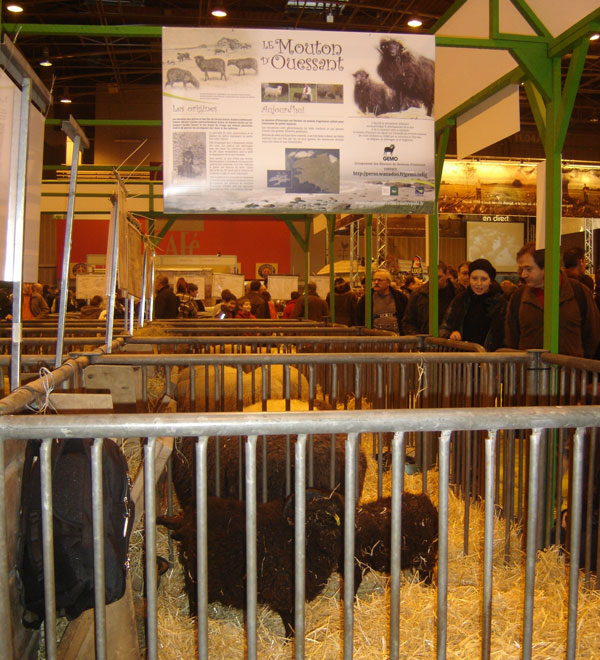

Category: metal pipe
[0, 441, 14, 660]
[522, 429, 542, 660]
[389, 431, 405, 660]
[245, 435, 258, 660]
[144, 437, 158, 660]
[40, 438, 58, 660]
[343, 433, 358, 659]
[481, 431, 497, 660]
[437, 430, 452, 660]
[566, 428, 585, 660]
[91, 438, 107, 660]
[196, 437, 209, 660]
[294, 434, 307, 658]
[9, 77, 32, 391]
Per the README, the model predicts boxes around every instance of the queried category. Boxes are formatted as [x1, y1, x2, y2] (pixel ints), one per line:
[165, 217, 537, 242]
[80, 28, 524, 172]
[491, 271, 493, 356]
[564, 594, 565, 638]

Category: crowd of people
[174, 242, 600, 359]
[4, 243, 600, 360]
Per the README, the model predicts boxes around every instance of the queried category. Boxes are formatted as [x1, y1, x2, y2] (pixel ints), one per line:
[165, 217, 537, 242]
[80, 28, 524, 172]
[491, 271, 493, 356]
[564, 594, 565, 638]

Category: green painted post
[430, 124, 450, 336]
[365, 214, 372, 329]
[303, 217, 311, 320]
[327, 214, 336, 323]
[543, 61, 562, 354]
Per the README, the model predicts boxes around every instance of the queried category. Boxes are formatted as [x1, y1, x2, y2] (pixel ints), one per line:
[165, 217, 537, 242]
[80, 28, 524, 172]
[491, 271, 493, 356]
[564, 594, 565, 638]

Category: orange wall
[56, 215, 292, 280]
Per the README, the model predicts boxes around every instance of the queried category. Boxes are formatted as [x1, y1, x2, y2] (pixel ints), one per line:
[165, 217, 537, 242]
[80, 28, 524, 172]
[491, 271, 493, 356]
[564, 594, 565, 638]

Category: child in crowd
[235, 297, 255, 319]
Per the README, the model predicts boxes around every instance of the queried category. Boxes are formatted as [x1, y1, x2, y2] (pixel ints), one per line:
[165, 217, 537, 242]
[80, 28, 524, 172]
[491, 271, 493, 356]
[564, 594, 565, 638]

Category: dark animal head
[283, 489, 344, 530]
[378, 39, 405, 59]
[194, 56, 205, 66]
[156, 514, 186, 541]
[353, 70, 370, 85]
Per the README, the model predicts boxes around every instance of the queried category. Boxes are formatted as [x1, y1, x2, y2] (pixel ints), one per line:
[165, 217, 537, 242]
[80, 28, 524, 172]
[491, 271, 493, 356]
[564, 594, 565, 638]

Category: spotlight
[407, 17, 422, 28]
[590, 34, 599, 41]
[211, 4, 227, 18]
[6, 4, 24, 12]
[60, 89, 72, 104]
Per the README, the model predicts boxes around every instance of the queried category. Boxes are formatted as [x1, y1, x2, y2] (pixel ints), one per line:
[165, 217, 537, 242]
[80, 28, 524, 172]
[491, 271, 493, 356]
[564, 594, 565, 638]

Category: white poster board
[267, 274, 299, 300]
[155, 270, 208, 299]
[311, 275, 331, 300]
[76, 273, 106, 300]
[212, 272, 245, 299]
[162, 27, 435, 215]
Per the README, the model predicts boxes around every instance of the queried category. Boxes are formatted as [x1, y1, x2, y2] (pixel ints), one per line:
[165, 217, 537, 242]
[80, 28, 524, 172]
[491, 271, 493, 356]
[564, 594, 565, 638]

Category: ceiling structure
[1, 0, 599, 157]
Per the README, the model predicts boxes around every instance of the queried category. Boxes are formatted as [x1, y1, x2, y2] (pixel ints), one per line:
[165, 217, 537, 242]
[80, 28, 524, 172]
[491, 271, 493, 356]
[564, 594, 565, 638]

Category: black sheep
[352, 70, 398, 117]
[158, 490, 344, 637]
[376, 39, 435, 116]
[343, 492, 439, 593]
[172, 433, 367, 507]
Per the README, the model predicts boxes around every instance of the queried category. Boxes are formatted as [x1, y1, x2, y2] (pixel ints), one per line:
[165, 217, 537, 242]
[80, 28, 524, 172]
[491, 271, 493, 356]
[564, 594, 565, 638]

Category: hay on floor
[130, 436, 600, 659]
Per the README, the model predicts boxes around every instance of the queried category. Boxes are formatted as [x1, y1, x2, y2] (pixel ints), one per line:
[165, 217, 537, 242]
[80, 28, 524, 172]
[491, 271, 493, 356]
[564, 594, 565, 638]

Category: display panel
[162, 27, 435, 215]
[466, 221, 524, 272]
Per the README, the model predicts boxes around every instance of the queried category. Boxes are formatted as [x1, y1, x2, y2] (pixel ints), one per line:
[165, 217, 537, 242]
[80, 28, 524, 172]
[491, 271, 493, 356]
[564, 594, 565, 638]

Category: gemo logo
[383, 144, 397, 161]
[383, 156, 398, 161]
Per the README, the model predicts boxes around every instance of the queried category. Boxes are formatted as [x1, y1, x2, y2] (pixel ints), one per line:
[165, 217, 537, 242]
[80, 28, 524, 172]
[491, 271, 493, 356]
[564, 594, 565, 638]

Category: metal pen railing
[1, 405, 598, 660]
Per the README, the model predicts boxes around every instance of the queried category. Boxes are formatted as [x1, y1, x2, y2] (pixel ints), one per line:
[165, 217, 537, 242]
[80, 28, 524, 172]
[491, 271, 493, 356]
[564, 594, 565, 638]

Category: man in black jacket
[154, 275, 179, 319]
[247, 280, 269, 318]
[356, 268, 407, 333]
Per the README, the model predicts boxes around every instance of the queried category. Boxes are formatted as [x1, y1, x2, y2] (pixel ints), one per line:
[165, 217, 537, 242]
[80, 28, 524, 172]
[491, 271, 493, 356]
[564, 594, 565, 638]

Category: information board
[266, 275, 299, 301]
[162, 27, 435, 215]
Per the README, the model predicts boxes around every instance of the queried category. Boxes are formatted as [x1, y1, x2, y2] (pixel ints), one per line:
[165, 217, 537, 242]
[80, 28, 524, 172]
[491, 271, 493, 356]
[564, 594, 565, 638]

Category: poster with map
[162, 27, 435, 215]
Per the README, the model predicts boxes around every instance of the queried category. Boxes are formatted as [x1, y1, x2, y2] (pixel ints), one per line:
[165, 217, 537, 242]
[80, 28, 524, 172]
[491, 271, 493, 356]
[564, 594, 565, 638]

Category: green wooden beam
[2, 23, 162, 38]
[435, 66, 523, 134]
[523, 80, 546, 142]
[429, 0, 470, 34]
[556, 39, 590, 152]
[548, 10, 600, 58]
[435, 125, 451, 197]
[282, 217, 308, 252]
[509, 42, 553, 101]
[508, 0, 553, 38]
[542, 58, 563, 355]
[435, 35, 543, 50]
[490, 0, 499, 39]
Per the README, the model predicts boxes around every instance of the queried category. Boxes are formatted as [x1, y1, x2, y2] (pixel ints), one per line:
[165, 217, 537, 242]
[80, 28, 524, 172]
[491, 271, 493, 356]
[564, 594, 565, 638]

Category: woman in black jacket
[439, 258, 506, 351]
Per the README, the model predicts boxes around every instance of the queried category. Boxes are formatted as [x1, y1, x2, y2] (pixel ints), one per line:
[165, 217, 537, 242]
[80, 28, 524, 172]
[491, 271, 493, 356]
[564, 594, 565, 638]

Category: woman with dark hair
[439, 258, 506, 351]
[175, 277, 198, 318]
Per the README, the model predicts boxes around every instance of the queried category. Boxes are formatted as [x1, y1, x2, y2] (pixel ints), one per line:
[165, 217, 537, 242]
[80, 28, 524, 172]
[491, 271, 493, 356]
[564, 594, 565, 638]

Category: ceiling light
[326, 11, 334, 23]
[407, 18, 422, 28]
[211, 4, 227, 18]
[60, 90, 72, 104]
[591, 34, 599, 41]
[40, 48, 52, 67]
[6, 4, 24, 12]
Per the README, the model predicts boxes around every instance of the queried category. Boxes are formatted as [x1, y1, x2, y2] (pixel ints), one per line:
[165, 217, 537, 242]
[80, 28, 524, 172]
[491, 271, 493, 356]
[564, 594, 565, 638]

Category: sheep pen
[131, 440, 600, 659]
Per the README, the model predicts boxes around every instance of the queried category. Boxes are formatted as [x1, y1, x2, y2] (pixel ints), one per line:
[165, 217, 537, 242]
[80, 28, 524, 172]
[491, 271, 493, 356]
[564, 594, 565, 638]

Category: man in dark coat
[247, 280, 269, 318]
[505, 242, 600, 358]
[356, 268, 407, 333]
[563, 246, 594, 291]
[325, 278, 358, 326]
[154, 275, 179, 319]
[292, 281, 329, 321]
[402, 262, 457, 335]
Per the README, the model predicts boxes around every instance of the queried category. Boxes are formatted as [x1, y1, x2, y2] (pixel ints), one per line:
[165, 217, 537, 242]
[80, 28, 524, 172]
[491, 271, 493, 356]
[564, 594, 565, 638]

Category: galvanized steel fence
[1, 407, 599, 660]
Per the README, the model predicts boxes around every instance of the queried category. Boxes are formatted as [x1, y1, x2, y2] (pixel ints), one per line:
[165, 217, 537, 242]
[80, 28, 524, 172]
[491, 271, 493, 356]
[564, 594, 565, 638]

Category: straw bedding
[128, 439, 600, 659]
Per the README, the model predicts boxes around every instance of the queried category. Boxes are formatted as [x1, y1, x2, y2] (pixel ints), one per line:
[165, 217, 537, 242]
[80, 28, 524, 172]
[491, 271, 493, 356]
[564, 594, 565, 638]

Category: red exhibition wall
[56, 216, 292, 280]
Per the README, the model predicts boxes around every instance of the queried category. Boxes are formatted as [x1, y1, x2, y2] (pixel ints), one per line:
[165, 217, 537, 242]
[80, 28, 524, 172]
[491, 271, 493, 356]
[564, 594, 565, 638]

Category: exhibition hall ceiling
[1, 1, 599, 136]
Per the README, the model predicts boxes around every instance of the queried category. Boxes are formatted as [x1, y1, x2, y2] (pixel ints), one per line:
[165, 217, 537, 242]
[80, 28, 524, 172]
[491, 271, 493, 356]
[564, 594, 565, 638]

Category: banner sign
[439, 161, 537, 217]
[162, 27, 435, 215]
